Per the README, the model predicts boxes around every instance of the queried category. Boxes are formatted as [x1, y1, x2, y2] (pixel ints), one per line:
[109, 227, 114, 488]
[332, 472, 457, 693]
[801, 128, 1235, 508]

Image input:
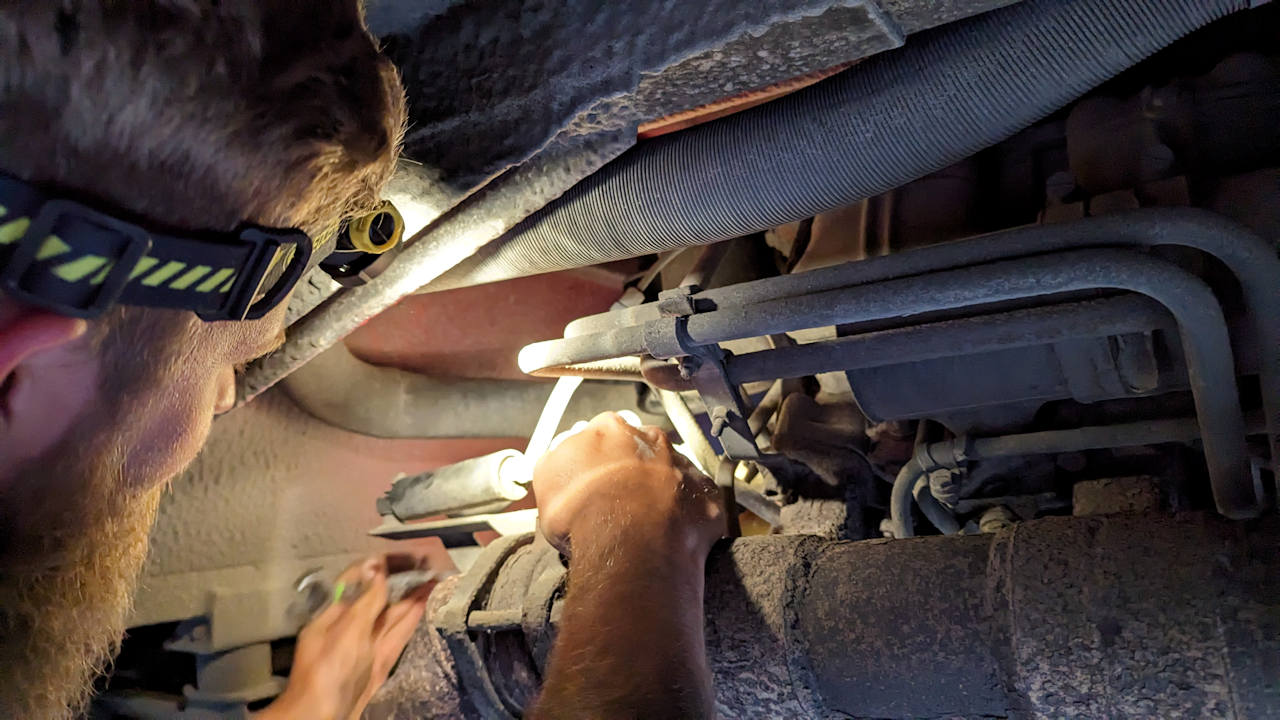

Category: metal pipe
[376, 450, 528, 521]
[967, 417, 1205, 459]
[525, 376, 584, 459]
[888, 458, 928, 539]
[890, 416, 1213, 538]
[562, 209, 1280, 492]
[912, 477, 961, 535]
[238, 143, 629, 405]
[280, 342, 659, 439]
[659, 389, 719, 477]
[376, 513, 1280, 719]
[527, 249, 1258, 518]
[726, 295, 1173, 384]
[746, 380, 785, 436]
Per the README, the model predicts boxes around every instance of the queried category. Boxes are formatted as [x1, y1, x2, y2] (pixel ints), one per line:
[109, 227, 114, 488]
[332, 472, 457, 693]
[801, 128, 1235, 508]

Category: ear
[0, 302, 91, 475]
[0, 304, 88, 382]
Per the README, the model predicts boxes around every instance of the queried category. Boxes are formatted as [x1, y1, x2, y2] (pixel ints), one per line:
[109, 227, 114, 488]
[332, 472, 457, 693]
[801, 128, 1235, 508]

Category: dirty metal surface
[365, 576, 481, 720]
[798, 514, 1280, 718]
[242, 0, 1018, 404]
[370, 0, 1022, 216]
[375, 514, 1280, 719]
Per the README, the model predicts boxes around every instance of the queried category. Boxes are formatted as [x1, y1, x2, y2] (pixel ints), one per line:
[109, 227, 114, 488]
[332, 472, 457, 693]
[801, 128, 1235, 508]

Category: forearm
[530, 523, 714, 720]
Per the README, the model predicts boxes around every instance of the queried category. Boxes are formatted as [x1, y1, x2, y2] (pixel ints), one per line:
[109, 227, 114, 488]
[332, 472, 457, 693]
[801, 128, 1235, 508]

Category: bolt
[677, 356, 701, 380]
[191, 624, 210, 641]
[979, 505, 1018, 534]
[709, 406, 730, 437]
[929, 468, 963, 506]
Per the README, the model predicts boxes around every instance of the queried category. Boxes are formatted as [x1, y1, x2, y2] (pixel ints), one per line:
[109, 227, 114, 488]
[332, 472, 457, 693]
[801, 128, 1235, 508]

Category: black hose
[428, 0, 1252, 292]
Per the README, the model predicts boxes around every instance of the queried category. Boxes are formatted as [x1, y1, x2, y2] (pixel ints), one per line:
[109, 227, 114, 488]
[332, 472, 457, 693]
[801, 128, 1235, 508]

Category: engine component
[888, 416, 1227, 539]
[522, 209, 1278, 520]
[377, 450, 529, 521]
[369, 513, 1280, 719]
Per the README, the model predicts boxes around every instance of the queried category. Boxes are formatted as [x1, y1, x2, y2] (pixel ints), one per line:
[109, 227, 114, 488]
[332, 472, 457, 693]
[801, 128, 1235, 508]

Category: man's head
[0, 2, 405, 716]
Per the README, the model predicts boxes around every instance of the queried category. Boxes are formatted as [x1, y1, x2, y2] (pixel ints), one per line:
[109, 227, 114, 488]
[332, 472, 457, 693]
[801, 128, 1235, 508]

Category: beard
[0, 417, 164, 719]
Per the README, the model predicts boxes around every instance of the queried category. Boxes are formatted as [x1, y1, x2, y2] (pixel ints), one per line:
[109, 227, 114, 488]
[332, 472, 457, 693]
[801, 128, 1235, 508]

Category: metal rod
[659, 389, 719, 476]
[891, 416, 1207, 538]
[560, 208, 1280, 494]
[238, 144, 627, 405]
[528, 249, 1258, 518]
[726, 295, 1172, 384]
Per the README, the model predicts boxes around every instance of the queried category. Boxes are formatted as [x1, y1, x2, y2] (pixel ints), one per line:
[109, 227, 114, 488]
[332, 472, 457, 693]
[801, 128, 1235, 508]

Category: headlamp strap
[0, 172, 311, 321]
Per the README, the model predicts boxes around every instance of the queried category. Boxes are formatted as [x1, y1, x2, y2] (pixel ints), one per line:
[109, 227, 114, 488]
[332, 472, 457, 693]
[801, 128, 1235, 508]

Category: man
[0, 2, 722, 718]
[0, 1, 411, 716]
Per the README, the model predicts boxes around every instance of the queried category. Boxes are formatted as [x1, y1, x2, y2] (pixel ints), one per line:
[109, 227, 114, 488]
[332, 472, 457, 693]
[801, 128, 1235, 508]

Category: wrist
[570, 512, 712, 578]
[257, 683, 337, 720]
[567, 468, 719, 553]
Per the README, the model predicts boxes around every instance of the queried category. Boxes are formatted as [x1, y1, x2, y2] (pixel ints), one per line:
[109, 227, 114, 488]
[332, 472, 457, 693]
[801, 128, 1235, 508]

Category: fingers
[372, 587, 431, 664]
[303, 559, 377, 636]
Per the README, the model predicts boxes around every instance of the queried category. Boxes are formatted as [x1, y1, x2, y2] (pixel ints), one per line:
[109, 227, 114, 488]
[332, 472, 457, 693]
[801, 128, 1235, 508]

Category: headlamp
[0, 171, 401, 321]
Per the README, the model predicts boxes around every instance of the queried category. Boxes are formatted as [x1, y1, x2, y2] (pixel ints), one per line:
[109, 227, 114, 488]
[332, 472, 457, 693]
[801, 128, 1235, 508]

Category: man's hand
[257, 553, 441, 720]
[534, 412, 724, 560]
[529, 412, 725, 720]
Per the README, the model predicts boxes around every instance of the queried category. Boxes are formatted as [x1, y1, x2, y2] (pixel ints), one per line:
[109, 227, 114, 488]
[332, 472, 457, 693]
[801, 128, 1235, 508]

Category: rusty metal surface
[376, 513, 1280, 719]
[365, 576, 480, 720]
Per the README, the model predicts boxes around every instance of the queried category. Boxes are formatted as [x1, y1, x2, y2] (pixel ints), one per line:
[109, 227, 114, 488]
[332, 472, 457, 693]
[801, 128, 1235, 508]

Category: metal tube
[280, 342, 655, 439]
[967, 417, 1203, 459]
[563, 208, 1280, 493]
[659, 389, 719, 476]
[238, 142, 629, 405]
[746, 379, 785, 436]
[376, 513, 1280, 719]
[726, 295, 1173, 384]
[525, 376, 584, 459]
[888, 458, 925, 538]
[912, 476, 961, 535]
[890, 416, 1217, 537]
[376, 450, 528, 521]
[531, 249, 1258, 518]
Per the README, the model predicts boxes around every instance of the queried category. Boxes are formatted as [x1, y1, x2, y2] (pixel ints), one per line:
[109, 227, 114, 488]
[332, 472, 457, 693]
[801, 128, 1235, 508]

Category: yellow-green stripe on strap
[141, 260, 186, 287]
[169, 265, 211, 290]
[129, 256, 159, 280]
[52, 255, 109, 282]
[89, 261, 116, 285]
[0, 217, 29, 245]
[35, 235, 70, 261]
[196, 268, 236, 293]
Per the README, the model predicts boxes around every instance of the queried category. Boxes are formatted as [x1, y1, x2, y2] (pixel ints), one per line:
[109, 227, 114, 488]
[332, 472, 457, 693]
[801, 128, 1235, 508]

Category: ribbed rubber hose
[427, 0, 1253, 291]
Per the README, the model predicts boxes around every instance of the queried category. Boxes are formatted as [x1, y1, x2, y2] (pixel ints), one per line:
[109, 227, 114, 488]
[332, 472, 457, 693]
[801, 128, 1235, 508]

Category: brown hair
[0, 0, 406, 242]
